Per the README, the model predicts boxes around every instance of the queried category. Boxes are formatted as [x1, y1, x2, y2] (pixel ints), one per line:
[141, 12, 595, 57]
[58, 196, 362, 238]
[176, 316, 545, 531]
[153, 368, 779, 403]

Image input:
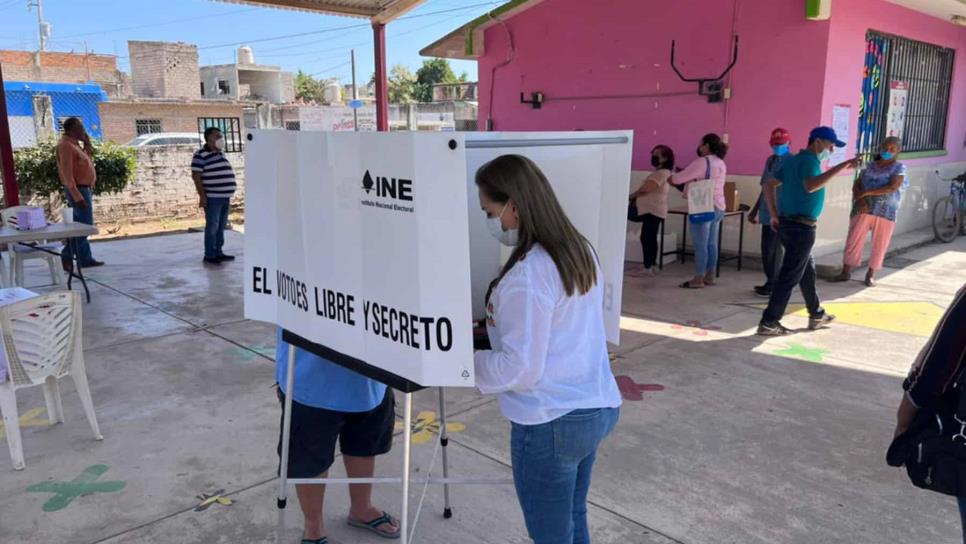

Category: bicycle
[932, 171, 966, 243]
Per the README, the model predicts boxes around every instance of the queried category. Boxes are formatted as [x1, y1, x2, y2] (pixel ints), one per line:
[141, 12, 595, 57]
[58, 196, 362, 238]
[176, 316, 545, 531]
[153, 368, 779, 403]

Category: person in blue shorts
[275, 329, 400, 543]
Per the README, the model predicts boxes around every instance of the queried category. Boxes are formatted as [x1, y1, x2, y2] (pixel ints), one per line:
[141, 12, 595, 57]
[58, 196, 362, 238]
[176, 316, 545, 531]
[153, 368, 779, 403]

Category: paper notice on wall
[830, 104, 851, 165]
[300, 106, 376, 132]
[886, 81, 909, 140]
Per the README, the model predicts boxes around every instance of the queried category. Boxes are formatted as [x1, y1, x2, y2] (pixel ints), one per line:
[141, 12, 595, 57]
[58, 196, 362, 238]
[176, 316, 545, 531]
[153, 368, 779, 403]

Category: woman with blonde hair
[474, 154, 622, 544]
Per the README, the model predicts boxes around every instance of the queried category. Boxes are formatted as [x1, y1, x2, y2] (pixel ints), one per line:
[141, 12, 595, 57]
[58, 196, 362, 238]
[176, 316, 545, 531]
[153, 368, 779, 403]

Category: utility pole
[351, 49, 358, 132]
[29, 0, 49, 51]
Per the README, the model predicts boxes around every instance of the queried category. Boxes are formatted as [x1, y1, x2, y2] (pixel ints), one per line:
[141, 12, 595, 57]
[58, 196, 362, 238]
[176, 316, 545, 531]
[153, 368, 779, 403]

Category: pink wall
[821, 0, 966, 164]
[477, 0, 966, 174]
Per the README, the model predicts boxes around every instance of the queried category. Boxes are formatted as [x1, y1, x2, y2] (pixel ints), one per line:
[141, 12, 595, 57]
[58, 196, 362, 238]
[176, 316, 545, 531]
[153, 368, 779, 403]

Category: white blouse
[474, 244, 622, 425]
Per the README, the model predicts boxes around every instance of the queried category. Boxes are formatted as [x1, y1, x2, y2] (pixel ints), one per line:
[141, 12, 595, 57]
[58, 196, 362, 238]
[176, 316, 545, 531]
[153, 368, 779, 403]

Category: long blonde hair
[476, 155, 597, 303]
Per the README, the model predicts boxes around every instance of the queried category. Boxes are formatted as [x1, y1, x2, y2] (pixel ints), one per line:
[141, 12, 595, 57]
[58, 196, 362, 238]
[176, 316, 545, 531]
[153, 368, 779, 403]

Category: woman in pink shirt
[670, 133, 728, 288]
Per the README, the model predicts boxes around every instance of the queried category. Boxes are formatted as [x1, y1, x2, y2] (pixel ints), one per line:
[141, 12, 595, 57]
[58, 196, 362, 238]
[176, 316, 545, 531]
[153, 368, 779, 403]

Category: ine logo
[362, 170, 414, 201]
[361, 170, 415, 214]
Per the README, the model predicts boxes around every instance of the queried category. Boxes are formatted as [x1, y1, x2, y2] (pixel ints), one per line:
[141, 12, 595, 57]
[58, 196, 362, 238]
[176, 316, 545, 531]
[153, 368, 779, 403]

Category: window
[285, 121, 301, 131]
[858, 31, 955, 154]
[217, 79, 231, 95]
[198, 117, 243, 153]
[135, 119, 163, 136]
[200, 82, 206, 96]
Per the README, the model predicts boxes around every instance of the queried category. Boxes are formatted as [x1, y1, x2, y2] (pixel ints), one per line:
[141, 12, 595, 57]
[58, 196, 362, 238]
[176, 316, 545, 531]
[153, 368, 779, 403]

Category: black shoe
[753, 285, 772, 297]
[757, 322, 791, 336]
[80, 260, 105, 268]
[216, 254, 236, 262]
[61, 259, 73, 273]
[808, 312, 836, 330]
[203, 257, 222, 265]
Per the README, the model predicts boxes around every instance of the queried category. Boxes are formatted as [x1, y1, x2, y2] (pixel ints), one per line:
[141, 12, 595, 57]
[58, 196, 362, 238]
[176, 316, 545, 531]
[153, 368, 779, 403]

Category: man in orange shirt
[56, 117, 103, 270]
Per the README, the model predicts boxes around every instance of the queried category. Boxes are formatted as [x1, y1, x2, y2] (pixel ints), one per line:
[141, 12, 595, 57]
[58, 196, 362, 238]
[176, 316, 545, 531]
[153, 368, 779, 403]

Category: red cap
[769, 128, 791, 146]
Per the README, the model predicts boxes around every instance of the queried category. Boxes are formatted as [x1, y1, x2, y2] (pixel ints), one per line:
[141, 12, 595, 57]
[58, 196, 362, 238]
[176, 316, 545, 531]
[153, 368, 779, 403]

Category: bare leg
[296, 480, 327, 541]
[344, 455, 400, 536]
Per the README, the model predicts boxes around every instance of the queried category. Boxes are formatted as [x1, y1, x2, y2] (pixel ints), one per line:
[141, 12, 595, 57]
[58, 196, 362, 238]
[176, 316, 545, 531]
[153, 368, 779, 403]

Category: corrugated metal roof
[213, 0, 425, 23]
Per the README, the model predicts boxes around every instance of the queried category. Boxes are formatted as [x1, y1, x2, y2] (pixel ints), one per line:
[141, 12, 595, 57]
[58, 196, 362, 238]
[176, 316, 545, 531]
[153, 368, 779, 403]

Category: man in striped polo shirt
[192, 127, 237, 265]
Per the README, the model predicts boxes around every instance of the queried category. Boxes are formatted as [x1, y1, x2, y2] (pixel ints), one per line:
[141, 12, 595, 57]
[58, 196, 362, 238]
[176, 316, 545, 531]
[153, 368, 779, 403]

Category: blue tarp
[3, 81, 108, 139]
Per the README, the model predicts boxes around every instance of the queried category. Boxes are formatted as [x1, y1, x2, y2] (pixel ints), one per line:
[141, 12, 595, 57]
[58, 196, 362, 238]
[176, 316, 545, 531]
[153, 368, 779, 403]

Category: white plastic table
[0, 223, 99, 302]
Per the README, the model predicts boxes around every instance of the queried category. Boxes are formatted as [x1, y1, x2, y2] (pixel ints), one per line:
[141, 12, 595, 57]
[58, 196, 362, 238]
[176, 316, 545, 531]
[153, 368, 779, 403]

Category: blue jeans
[760, 224, 785, 291]
[511, 407, 620, 544]
[690, 209, 725, 277]
[204, 197, 230, 259]
[959, 497, 966, 543]
[761, 219, 824, 324]
[61, 187, 95, 265]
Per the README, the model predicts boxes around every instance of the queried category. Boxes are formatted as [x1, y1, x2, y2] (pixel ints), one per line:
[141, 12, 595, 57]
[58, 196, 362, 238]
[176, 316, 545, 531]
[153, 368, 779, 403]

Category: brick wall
[128, 41, 200, 99]
[93, 146, 245, 224]
[0, 50, 126, 96]
[99, 101, 245, 143]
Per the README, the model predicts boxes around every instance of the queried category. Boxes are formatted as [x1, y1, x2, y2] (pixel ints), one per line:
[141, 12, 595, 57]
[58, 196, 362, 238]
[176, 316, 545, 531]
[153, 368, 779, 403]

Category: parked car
[126, 132, 203, 147]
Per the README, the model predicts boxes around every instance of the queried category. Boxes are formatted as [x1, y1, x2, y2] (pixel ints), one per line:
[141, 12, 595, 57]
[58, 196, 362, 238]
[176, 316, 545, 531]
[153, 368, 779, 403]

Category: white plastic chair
[1, 206, 65, 287]
[0, 291, 102, 470]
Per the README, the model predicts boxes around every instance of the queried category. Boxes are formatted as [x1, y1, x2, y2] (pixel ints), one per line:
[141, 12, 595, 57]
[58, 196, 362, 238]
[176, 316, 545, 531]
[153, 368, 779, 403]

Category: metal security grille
[858, 31, 955, 154]
[135, 119, 163, 136]
[197, 117, 243, 153]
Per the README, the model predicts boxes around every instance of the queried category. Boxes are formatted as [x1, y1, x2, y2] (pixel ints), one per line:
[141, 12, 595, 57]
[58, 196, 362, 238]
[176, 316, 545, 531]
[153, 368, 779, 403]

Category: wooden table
[659, 209, 745, 277]
[0, 223, 99, 302]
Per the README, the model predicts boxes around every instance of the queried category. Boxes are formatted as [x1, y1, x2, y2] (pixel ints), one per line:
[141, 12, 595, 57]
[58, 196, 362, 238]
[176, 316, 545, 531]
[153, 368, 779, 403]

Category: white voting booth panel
[464, 132, 632, 345]
[244, 130, 632, 388]
[244, 131, 474, 388]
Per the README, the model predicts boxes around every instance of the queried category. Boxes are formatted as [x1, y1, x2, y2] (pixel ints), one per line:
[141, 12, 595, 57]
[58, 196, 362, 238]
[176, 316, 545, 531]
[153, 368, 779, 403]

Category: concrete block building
[127, 41, 201, 100]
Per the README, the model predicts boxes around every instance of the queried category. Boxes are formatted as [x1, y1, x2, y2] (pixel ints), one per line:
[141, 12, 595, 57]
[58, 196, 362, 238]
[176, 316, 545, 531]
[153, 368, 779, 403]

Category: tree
[370, 65, 418, 104]
[294, 70, 338, 103]
[414, 58, 461, 102]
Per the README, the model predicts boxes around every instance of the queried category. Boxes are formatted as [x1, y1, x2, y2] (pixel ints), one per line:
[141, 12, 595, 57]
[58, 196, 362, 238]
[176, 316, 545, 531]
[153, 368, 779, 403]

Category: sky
[0, 0, 498, 82]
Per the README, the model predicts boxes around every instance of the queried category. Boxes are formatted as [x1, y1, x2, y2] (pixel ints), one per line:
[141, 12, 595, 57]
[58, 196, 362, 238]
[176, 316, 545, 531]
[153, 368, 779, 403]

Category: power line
[119, 1, 498, 60]
[310, 61, 351, 78]
[57, 7, 261, 40]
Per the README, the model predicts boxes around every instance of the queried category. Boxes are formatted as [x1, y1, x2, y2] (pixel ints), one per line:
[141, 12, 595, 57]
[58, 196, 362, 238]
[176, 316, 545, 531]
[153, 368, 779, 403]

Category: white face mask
[818, 148, 832, 162]
[213, 137, 225, 151]
[486, 203, 519, 247]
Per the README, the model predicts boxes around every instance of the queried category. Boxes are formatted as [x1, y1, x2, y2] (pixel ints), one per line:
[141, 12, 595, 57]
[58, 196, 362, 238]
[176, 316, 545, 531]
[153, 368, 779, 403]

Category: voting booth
[243, 130, 633, 543]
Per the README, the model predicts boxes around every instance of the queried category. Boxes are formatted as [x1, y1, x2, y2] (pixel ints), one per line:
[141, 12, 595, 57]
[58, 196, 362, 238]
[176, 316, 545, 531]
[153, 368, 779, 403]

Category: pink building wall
[821, 0, 966, 165]
[478, 0, 966, 175]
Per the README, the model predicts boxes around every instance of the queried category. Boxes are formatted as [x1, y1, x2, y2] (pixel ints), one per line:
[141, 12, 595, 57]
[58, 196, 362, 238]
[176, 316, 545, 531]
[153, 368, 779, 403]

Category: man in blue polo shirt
[757, 126, 861, 336]
[275, 329, 400, 542]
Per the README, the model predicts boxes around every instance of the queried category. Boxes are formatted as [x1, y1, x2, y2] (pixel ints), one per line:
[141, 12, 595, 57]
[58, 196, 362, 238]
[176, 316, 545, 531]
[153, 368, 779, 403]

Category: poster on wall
[886, 81, 909, 140]
[244, 131, 474, 388]
[831, 104, 851, 165]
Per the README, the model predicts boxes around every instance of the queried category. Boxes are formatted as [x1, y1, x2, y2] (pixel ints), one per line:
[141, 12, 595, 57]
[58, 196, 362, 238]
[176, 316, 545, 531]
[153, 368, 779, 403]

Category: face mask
[818, 148, 832, 162]
[880, 151, 895, 161]
[486, 203, 519, 247]
[651, 155, 662, 168]
[772, 144, 789, 156]
[213, 137, 225, 151]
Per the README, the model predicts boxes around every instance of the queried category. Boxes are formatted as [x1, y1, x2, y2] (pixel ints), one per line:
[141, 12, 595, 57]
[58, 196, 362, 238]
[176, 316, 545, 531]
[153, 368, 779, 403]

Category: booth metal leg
[276, 346, 297, 544]
[437, 387, 453, 519]
[400, 392, 413, 544]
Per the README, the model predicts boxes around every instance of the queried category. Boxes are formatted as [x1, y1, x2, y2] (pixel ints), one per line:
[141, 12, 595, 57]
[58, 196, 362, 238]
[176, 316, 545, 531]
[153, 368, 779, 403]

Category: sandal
[347, 511, 400, 540]
[678, 281, 704, 289]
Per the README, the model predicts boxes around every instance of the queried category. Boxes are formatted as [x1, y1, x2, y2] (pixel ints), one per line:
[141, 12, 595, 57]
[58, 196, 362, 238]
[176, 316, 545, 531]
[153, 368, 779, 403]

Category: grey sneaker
[757, 322, 791, 336]
[808, 312, 836, 330]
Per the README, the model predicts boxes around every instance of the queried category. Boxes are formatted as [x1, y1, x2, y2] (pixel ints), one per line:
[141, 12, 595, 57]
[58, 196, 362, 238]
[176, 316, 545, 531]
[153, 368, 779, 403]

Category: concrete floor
[0, 230, 964, 543]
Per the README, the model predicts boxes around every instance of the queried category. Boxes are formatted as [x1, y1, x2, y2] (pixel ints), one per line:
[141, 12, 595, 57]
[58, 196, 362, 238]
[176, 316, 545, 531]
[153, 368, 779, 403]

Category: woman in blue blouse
[832, 136, 907, 286]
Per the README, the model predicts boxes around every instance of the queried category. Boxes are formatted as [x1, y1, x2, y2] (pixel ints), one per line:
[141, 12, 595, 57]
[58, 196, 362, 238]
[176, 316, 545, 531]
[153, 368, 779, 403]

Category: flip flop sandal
[301, 538, 327, 544]
[347, 511, 400, 540]
[678, 281, 704, 289]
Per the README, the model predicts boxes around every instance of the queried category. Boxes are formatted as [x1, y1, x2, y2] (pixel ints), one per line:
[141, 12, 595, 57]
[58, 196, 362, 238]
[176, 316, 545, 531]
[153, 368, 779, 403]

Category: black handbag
[627, 199, 643, 222]
[887, 375, 966, 496]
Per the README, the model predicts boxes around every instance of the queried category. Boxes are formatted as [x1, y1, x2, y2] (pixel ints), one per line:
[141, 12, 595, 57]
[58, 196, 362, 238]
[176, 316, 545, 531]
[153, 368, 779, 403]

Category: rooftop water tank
[238, 45, 255, 65]
[324, 81, 343, 105]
